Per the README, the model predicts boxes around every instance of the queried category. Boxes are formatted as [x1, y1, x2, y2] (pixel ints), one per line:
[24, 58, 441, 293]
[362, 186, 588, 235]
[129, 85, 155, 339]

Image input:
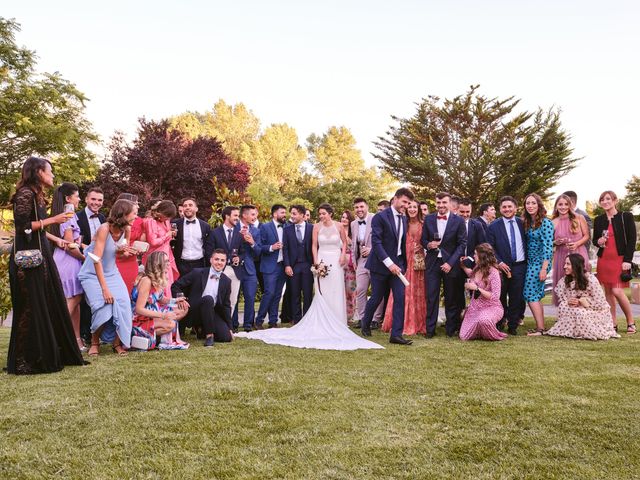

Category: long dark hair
[564, 253, 588, 291]
[472, 243, 498, 283]
[48, 182, 79, 243]
[11, 156, 52, 205]
[522, 193, 547, 231]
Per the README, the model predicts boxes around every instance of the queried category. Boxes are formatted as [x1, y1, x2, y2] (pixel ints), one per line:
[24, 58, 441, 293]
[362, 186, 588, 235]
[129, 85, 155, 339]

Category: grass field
[1, 319, 640, 480]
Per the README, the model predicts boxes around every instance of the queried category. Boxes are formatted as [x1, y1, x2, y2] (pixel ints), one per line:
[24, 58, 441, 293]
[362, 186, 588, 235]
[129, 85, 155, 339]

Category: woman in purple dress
[551, 194, 590, 305]
[459, 243, 507, 341]
[50, 182, 86, 352]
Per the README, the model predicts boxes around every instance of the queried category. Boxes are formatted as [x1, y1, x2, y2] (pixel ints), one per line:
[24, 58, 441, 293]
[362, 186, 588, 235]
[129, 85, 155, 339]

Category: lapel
[365, 213, 374, 244]
[200, 268, 209, 294]
[498, 217, 511, 246]
[268, 221, 278, 243]
[442, 213, 456, 240]
[384, 208, 397, 236]
[77, 210, 90, 237]
[427, 214, 437, 239]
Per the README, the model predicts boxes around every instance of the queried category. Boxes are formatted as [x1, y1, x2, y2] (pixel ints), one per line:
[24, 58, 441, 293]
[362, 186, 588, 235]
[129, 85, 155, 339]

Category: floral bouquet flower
[311, 260, 332, 293]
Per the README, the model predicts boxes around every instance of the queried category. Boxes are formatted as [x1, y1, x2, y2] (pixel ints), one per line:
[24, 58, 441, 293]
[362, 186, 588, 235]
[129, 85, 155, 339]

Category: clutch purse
[413, 250, 426, 271]
[13, 198, 43, 269]
[132, 240, 150, 253]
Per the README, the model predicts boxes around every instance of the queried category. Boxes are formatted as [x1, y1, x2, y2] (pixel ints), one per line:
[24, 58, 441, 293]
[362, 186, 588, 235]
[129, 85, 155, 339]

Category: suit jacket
[171, 217, 214, 262]
[486, 216, 527, 267]
[421, 213, 467, 274]
[234, 222, 261, 277]
[283, 222, 313, 273]
[464, 218, 486, 257]
[210, 224, 244, 279]
[350, 213, 375, 264]
[76, 209, 105, 244]
[365, 207, 408, 274]
[171, 268, 232, 329]
[475, 216, 490, 234]
[259, 221, 285, 274]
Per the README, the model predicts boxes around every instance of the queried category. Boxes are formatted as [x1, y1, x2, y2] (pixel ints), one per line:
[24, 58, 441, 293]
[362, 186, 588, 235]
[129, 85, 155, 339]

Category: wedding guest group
[7, 154, 638, 375]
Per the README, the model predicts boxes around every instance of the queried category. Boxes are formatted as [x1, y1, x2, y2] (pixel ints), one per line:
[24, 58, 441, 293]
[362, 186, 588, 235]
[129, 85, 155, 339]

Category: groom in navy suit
[283, 205, 314, 324]
[486, 196, 527, 335]
[422, 192, 467, 337]
[234, 205, 262, 332]
[361, 187, 415, 345]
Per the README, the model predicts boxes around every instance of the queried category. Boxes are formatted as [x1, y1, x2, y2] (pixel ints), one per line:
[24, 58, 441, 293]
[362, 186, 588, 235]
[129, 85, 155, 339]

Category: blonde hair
[137, 251, 168, 290]
[551, 194, 580, 233]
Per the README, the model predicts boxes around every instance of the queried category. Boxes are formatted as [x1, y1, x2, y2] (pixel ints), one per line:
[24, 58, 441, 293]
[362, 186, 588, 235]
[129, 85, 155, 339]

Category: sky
[5, 0, 639, 209]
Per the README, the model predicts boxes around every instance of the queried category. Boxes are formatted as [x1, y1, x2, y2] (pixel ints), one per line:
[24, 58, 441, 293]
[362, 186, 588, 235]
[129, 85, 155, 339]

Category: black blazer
[210, 225, 245, 279]
[171, 268, 232, 329]
[421, 213, 467, 274]
[465, 218, 487, 257]
[171, 218, 214, 262]
[76, 209, 105, 244]
[282, 222, 314, 273]
[593, 212, 636, 263]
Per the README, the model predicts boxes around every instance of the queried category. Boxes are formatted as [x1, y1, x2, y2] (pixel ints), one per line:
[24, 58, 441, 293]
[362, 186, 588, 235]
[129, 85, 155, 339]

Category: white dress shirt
[502, 217, 526, 262]
[182, 218, 204, 260]
[85, 206, 101, 240]
[202, 268, 221, 302]
[436, 212, 449, 258]
[268, 220, 284, 262]
[382, 207, 404, 268]
[357, 217, 367, 244]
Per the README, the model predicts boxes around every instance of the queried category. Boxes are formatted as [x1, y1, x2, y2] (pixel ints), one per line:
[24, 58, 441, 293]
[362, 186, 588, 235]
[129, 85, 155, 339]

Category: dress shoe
[389, 336, 413, 345]
[204, 336, 215, 347]
[425, 332, 435, 338]
[268, 323, 277, 329]
[232, 328, 239, 334]
[255, 324, 264, 330]
[496, 319, 506, 331]
[361, 328, 372, 337]
[243, 328, 252, 333]
[508, 327, 518, 335]
[352, 320, 362, 329]
[370, 320, 379, 330]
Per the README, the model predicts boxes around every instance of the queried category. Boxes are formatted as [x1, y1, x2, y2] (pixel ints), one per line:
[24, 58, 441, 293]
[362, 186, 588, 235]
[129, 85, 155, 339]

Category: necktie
[227, 228, 232, 245]
[186, 219, 196, 225]
[296, 224, 303, 242]
[437, 215, 447, 220]
[509, 219, 517, 262]
[396, 214, 402, 240]
[358, 220, 366, 225]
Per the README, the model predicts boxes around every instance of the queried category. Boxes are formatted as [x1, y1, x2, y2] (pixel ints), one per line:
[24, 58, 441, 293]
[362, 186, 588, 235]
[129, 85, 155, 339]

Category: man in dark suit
[475, 202, 496, 234]
[255, 204, 288, 328]
[283, 204, 314, 324]
[171, 249, 233, 347]
[455, 198, 486, 317]
[362, 187, 414, 345]
[486, 195, 527, 335]
[76, 187, 105, 344]
[422, 192, 467, 337]
[235, 205, 262, 332]
[210, 206, 243, 331]
[171, 197, 214, 277]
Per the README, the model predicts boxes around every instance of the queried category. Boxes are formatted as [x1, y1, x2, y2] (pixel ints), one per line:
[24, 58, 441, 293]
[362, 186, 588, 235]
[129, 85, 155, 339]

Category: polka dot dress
[523, 217, 554, 302]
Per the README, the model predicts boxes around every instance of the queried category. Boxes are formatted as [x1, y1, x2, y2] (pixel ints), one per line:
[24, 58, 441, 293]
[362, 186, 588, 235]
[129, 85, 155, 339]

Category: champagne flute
[601, 229, 609, 246]
[171, 222, 178, 238]
[64, 203, 75, 219]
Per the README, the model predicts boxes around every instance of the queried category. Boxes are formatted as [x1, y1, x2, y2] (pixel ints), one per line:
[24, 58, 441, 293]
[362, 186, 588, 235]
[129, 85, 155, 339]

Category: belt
[512, 260, 526, 266]
[181, 258, 204, 263]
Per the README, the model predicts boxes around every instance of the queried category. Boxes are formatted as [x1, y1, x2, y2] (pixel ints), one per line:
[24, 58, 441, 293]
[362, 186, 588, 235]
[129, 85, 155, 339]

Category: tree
[626, 175, 640, 208]
[307, 126, 365, 181]
[374, 85, 578, 208]
[0, 17, 98, 204]
[89, 118, 250, 218]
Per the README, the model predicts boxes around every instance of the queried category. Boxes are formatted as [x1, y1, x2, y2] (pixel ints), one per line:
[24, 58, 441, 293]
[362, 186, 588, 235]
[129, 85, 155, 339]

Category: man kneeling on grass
[171, 249, 233, 347]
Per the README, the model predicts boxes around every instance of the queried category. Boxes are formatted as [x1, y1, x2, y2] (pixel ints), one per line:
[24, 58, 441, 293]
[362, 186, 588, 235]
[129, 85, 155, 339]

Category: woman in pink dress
[551, 194, 590, 305]
[459, 243, 507, 341]
[340, 210, 357, 322]
[142, 199, 179, 298]
[115, 193, 145, 294]
[381, 200, 427, 335]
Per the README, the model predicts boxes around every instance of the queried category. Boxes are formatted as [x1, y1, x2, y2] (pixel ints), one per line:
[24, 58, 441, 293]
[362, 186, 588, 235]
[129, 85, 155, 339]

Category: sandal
[527, 328, 545, 337]
[627, 324, 636, 335]
[88, 342, 100, 356]
[112, 344, 128, 356]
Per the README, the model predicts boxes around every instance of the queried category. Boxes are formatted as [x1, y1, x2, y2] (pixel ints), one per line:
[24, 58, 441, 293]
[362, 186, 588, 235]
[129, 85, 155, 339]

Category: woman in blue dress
[522, 193, 554, 336]
[79, 199, 137, 356]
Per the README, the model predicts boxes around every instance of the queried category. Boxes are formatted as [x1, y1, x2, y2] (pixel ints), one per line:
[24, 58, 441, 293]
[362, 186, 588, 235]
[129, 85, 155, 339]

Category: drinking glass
[64, 203, 75, 218]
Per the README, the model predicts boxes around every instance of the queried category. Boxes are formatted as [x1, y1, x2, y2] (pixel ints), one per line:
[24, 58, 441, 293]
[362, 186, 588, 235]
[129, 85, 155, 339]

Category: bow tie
[276, 224, 283, 228]
[89, 214, 99, 219]
[210, 273, 221, 280]
[437, 215, 447, 220]
[358, 220, 366, 225]
[186, 219, 196, 224]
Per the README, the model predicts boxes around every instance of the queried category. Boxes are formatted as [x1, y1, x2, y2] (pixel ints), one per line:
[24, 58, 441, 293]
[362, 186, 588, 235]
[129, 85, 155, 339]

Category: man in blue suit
[255, 204, 288, 328]
[455, 198, 486, 319]
[283, 204, 314, 324]
[234, 205, 262, 332]
[486, 195, 527, 335]
[422, 192, 467, 337]
[361, 187, 415, 345]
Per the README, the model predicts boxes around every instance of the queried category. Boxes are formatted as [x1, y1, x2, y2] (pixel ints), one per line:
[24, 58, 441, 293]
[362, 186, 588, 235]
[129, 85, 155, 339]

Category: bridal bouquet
[311, 260, 331, 278]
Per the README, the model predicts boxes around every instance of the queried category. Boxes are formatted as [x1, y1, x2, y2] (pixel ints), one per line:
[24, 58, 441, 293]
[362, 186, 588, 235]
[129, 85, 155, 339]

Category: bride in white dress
[235, 203, 383, 350]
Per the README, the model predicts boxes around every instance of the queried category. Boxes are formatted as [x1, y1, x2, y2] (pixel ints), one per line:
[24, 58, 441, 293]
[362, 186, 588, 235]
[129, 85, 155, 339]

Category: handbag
[620, 212, 633, 282]
[13, 198, 43, 269]
[413, 250, 426, 271]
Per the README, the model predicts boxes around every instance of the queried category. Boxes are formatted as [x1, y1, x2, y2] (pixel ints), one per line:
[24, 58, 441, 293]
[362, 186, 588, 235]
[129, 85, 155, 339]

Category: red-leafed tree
[88, 118, 250, 218]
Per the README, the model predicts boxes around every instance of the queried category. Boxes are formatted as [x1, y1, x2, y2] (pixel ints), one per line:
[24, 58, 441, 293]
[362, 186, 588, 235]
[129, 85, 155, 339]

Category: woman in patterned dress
[340, 210, 357, 322]
[546, 253, 619, 340]
[522, 193, 554, 336]
[459, 243, 506, 341]
[131, 251, 188, 349]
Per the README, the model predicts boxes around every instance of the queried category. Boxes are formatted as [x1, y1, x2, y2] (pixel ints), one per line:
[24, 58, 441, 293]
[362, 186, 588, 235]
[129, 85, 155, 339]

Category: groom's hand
[285, 266, 293, 277]
[388, 264, 401, 275]
[440, 263, 452, 273]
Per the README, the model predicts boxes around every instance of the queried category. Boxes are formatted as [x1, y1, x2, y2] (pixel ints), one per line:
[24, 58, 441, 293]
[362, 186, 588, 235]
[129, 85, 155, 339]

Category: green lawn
[1, 319, 639, 480]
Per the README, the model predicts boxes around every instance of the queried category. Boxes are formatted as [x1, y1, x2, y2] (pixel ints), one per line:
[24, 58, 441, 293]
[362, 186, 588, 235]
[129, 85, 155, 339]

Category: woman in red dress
[115, 193, 145, 294]
[593, 190, 636, 333]
[381, 200, 427, 335]
[142, 200, 179, 298]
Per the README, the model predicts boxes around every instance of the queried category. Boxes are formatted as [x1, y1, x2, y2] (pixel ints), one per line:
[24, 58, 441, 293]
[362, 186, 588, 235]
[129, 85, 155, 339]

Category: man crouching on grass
[171, 249, 233, 347]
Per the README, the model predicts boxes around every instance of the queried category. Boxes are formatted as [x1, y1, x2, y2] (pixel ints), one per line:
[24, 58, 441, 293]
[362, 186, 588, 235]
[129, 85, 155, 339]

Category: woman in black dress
[6, 156, 86, 374]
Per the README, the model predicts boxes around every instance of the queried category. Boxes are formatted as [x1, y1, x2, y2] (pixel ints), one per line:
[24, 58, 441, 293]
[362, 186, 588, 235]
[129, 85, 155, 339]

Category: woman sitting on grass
[546, 253, 620, 340]
[131, 251, 189, 350]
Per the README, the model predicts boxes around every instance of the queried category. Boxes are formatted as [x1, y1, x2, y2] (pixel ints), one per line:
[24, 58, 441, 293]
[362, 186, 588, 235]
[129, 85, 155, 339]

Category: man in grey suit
[350, 198, 383, 328]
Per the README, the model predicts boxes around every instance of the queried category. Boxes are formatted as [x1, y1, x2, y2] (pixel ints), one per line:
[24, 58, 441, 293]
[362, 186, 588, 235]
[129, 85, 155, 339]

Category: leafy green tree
[307, 126, 365, 181]
[0, 17, 98, 204]
[374, 85, 578, 208]
[625, 175, 640, 208]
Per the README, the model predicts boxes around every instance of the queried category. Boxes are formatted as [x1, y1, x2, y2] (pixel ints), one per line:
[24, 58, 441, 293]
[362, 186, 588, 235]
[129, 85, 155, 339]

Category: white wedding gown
[235, 223, 384, 350]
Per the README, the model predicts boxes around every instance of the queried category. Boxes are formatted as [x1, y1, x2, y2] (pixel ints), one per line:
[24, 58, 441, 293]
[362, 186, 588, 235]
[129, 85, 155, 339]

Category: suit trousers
[355, 257, 383, 322]
[256, 263, 287, 325]
[425, 258, 461, 336]
[190, 295, 232, 342]
[177, 258, 206, 278]
[289, 267, 314, 324]
[235, 274, 257, 330]
[363, 270, 405, 337]
[500, 262, 526, 330]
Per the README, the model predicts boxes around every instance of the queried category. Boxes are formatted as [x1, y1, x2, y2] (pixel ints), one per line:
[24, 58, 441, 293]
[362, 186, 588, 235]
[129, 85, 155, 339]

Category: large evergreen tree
[374, 85, 578, 207]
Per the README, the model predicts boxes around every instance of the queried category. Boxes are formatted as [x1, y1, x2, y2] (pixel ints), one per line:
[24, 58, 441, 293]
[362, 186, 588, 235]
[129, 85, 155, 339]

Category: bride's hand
[339, 254, 347, 267]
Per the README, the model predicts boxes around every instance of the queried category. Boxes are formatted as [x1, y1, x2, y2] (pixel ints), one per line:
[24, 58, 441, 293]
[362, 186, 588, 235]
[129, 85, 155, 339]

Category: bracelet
[39, 220, 44, 230]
